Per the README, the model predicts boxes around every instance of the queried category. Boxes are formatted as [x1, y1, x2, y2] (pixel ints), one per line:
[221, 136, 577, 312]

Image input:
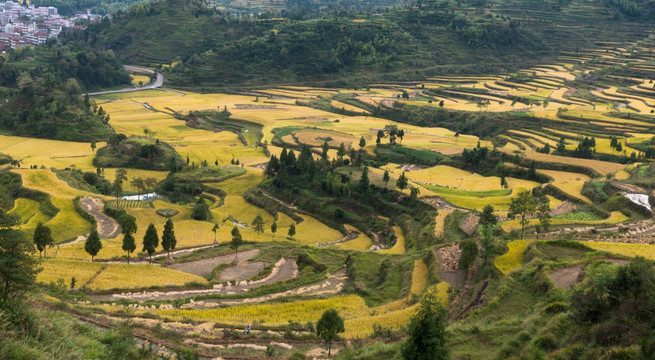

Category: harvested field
[167, 249, 261, 278]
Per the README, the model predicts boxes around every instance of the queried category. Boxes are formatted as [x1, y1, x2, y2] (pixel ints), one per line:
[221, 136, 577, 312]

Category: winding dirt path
[80, 197, 121, 239]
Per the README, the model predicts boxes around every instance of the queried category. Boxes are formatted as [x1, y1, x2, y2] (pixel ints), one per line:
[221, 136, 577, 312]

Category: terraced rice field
[87, 263, 208, 290]
[581, 242, 655, 260]
[0, 135, 102, 170]
[495, 240, 533, 274]
[501, 211, 628, 232]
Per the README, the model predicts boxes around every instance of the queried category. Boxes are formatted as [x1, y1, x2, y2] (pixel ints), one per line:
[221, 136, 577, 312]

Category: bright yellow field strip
[0, 135, 102, 170]
[378, 226, 405, 254]
[47, 197, 95, 243]
[293, 129, 358, 148]
[404, 165, 538, 192]
[499, 149, 624, 176]
[343, 281, 450, 338]
[336, 224, 373, 251]
[614, 170, 630, 180]
[10, 198, 41, 224]
[410, 259, 429, 296]
[537, 169, 592, 203]
[501, 211, 628, 232]
[130, 74, 151, 86]
[495, 240, 533, 274]
[37, 259, 105, 288]
[508, 130, 558, 147]
[434, 209, 452, 238]
[147, 294, 367, 325]
[580, 241, 655, 260]
[330, 100, 370, 113]
[87, 263, 208, 290]
[294, 214, 343, 244]
[16, 169, 101, 199]
[548, 88, 591, 107]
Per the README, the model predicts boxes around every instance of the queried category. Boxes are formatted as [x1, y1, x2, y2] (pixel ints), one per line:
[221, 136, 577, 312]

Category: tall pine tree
[161, 218, 176, 256]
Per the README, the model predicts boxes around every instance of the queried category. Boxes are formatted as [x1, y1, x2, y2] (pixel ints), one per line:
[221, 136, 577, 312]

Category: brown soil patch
[436, 244, 463, 289]
[610, 180, 648, 194]
[460, 213, 480, 236]
[549, 265, 583, 289]
[167, 249, 260, 278]
[550, 259, 630, 289]
[96, 257, 299, 302]
[550, 201, 576, 216]
[218, 261, 269, 282]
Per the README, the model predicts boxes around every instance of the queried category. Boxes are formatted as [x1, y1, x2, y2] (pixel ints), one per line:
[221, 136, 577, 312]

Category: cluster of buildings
[0, 1, 101, 51]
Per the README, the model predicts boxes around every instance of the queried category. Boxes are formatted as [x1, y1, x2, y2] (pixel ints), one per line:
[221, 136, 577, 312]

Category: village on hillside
[0, 0, 100, 50]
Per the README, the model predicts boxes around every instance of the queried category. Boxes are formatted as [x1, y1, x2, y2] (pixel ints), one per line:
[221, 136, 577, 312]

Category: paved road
[85, 65, 164, 96]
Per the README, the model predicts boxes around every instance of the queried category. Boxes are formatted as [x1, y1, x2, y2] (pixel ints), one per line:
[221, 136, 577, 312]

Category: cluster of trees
[85, 217, 177, 262]
[2, 44, 129, 91]
[95, 135, 185, 171]
[573, 136, 597, 159]
[259, 140, 435, 250]
[508, 190, 551, 239]
[609, 135, 624, 155]
[0, 72, 116, 142]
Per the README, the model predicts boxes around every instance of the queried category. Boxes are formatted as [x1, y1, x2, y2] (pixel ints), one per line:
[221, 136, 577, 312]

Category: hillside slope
[64, 0, 654, 89]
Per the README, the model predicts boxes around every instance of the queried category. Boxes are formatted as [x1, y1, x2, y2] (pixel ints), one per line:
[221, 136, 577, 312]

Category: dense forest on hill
[0, 43, 129, 141]
[61, 0, 654, 89]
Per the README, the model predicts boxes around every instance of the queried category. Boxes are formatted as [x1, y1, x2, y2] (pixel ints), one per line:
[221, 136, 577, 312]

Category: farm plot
[0, 135, 102, 171]
[87, 263, 208, 291]
[37, 259, 105, 289]
[537, 169, 592, 203]
[495, 240, 533, 274]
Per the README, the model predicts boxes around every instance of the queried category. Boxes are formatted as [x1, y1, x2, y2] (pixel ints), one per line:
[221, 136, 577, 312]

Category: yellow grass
[501, 211, 628, 232]
[130, 74, 151, 86]
[47, 197, 95, 243]
[537, 169, 592, 203]
[151, 294, 367, 325]
[10, 198, 41, 224]
[292, 129, 357, 148]
[37, 259, 104, 288]
[87, 263, 207, 290]
[614, 170, 630, 180]
[379, 226, 406, 254]
[580, 242, 655, 260]
[16, 169, 97, 199]
[330, 100, 369, 113]
[495, 240, 533, 274]
[55, 237, 126, 260]
[405, 165, 537, 192]
[343, 282, 450, 338]
[410, 260, 429, 295]
[0, 135, 102, 171]
[499, 149, 624, 175]
[336, 225, 373, 251]
[294, 214, 343, 244]
[434, 209, 452, 237]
